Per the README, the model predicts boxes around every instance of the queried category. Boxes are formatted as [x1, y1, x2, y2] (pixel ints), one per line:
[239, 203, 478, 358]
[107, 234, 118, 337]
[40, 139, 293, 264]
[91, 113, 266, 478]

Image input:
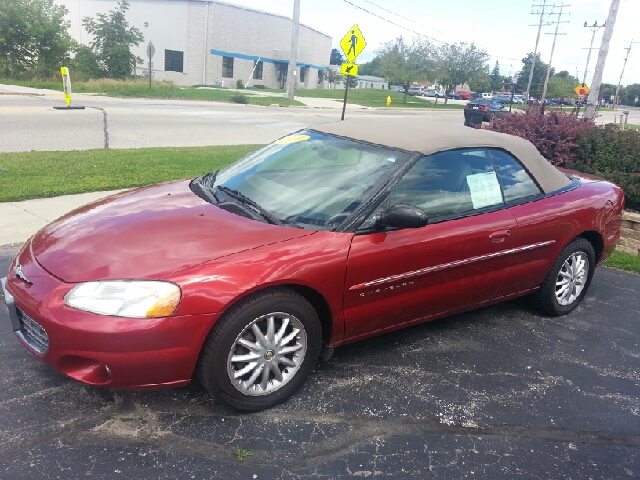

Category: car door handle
[489, 230, 511, 242]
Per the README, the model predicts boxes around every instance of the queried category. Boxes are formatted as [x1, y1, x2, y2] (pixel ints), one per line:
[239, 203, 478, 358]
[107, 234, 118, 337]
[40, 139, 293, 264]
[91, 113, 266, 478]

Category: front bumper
[2, 243, 218, 389]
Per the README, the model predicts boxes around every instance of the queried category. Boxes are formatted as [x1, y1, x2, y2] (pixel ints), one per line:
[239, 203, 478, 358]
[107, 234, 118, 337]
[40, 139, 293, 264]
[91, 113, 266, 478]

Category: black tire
[197, 287, 322, 411]
[532, 238, 595, 316]
[464, 116, 471, 127]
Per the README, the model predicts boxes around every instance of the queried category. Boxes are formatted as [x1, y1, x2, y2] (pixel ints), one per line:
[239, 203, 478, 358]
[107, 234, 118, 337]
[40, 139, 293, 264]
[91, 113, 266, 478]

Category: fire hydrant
[386, 96, 392, 106]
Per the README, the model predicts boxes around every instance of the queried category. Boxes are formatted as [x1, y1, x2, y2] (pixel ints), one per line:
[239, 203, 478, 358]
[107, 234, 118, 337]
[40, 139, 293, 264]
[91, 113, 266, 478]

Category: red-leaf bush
[484, 108, 596, 167]
[484, 109, 639, 211]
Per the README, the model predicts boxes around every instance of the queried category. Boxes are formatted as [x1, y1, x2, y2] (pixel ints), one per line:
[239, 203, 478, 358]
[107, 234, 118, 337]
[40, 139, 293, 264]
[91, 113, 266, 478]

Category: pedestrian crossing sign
[341, 63, 359, 76]
[339, 24, 367, 63]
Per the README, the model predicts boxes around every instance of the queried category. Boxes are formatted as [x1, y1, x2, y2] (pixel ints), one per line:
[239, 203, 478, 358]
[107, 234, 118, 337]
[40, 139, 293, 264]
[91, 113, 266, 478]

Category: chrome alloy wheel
[227, 312, 307, 396]
[555, 252, 589, 306]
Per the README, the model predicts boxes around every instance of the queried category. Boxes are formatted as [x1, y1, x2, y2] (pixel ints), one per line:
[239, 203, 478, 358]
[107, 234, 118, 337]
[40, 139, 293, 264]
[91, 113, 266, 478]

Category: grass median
[0, 79, 465, 109]
[0, 145, 262, 202]
[0, 79, 303, 107]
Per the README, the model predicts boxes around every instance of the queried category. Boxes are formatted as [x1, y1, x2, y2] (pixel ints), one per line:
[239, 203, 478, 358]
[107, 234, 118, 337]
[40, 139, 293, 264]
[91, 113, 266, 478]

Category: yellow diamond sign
[341, 63, 358, 76]
[575, 83, 590, 97]
[339, 24, 367, 63]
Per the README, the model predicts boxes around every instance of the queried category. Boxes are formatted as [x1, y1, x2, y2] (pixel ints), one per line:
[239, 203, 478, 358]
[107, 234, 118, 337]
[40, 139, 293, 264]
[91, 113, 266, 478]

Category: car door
[342, 148, 518, 342]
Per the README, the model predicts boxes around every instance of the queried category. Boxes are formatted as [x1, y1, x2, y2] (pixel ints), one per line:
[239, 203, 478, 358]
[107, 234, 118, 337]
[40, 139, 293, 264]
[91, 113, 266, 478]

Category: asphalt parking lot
[1, 246, 639, 479]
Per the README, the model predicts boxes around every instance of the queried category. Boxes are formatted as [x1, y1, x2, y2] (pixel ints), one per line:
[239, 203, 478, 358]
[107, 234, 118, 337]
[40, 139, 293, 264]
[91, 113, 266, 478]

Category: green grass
[0, 78, 303, 107]
[0, 145, 262, 202]
[291, 88, 465, 109]
[1, 78, 468, 109]
[619, 123, 640, 130]
[604, 249, 640, 275]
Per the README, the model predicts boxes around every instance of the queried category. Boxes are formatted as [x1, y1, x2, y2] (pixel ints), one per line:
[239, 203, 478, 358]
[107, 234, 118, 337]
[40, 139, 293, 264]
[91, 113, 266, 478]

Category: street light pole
[286, 0, 301, 101]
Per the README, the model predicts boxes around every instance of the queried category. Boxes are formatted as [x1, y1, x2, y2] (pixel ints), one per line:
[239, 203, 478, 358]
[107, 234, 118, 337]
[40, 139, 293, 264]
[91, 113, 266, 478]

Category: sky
[226, 0, 640, 86]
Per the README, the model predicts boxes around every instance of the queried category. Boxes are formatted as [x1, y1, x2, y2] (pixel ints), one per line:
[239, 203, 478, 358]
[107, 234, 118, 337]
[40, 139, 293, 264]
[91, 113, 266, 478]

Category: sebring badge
[14, 264, 32, 284]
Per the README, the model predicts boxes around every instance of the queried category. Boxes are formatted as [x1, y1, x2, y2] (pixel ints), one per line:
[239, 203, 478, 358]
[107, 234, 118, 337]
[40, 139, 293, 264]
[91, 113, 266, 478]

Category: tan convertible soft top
[311, 117, 572, 194]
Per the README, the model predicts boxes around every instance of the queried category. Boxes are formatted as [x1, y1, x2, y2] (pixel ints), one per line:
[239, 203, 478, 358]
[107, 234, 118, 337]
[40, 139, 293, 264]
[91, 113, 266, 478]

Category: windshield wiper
[201, 170, 219, 189]
[216, 186, 282, 226]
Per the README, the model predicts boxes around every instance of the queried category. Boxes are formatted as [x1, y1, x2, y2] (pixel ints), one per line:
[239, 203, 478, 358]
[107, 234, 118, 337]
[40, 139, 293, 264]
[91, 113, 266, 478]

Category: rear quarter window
[488, 149, 542, 203]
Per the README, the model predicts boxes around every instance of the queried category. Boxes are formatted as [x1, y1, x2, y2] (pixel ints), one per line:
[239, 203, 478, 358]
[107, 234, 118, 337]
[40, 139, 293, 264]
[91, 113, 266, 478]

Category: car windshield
[193, 131, 413, 230]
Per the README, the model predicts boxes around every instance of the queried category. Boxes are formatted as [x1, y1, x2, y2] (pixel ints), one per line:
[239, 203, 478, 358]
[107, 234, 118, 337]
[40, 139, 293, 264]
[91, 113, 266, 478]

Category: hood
[31, 180, 313, 283]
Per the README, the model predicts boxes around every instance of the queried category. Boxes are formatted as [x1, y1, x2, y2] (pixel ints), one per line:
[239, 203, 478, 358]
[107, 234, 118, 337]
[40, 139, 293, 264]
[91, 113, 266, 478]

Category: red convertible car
[2, 118, 625, 411]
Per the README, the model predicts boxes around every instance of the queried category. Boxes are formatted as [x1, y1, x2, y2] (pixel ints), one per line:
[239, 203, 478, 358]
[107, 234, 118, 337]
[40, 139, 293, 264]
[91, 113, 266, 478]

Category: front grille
[17, 309, 49, 354]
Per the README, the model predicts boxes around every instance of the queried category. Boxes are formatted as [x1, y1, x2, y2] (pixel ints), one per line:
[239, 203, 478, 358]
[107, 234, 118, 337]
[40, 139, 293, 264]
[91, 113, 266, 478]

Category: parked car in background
[422, 88, 444, 98]
[512, 95, 524, 104]
[456, 91, 472, 100]
[481, 93, 494, 99]
[2, 118, 624, 412]
[448, 91, 462, 100]
[464, 98, 509, 124]
[494, 95, 514, 105]
[407, 87, 422, 96]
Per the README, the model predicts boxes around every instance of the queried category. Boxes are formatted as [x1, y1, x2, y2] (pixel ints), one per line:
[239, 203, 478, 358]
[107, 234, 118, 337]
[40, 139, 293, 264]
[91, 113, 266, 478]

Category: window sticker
[275, 135, 310, 145]
[466, 172, 503, 209]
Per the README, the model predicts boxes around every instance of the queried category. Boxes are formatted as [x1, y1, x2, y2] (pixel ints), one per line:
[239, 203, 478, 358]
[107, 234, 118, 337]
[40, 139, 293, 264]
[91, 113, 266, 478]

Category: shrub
[484, 108, 595, 167]
[572, 125, 640, 211]
[236, 79, 244, 89]
[230, 94, 248, 104]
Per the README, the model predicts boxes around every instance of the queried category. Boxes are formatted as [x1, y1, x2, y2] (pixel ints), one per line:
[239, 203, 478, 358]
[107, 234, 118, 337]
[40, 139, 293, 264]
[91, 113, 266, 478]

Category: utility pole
[584, 0, 620, 119]
[581, 21, 606, 85]
[525, 0, 552, 103]
[613, 39, 637, 110]
[286, 0, 300, 100]
[540, 4, 570, 103]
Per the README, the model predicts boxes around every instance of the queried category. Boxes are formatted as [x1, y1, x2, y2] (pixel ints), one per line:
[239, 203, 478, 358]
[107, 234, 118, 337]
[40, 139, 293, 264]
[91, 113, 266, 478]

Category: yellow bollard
[386, 96, 392, 106]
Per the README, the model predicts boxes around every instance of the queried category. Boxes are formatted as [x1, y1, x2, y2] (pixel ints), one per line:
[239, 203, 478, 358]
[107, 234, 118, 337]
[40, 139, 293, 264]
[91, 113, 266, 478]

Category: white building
[56, 0, 332, 88]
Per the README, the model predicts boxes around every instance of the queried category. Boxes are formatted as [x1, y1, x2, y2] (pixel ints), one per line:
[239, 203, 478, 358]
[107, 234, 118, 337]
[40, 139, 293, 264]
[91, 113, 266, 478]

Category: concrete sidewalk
[0, 190, 124, 248]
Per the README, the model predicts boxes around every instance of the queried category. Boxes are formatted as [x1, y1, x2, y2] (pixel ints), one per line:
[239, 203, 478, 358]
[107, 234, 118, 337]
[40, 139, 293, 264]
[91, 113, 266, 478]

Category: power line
[581, 21, 606, 85]
[540, 4, 570, 102]
[613, 39, 638, 109]
[524, 0, 553, 102]
[340, 0, 522, 63]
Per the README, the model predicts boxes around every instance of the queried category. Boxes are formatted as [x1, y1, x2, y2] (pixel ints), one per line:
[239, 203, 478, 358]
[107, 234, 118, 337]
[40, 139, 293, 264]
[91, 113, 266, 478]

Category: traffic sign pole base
[53, 106, 86, 110]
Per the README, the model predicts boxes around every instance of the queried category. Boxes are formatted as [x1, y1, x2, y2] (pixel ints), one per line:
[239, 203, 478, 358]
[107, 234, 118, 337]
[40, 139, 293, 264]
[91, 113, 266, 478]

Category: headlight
[64, 281, 181, 318]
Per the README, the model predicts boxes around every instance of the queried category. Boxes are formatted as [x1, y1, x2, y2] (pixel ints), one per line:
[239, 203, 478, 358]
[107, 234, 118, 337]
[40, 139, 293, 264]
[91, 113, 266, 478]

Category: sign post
[574, 82, 590, 116]
[147, 41, 155, 89]
[338, 24, 367, 121]
[53, 67, 85, 110]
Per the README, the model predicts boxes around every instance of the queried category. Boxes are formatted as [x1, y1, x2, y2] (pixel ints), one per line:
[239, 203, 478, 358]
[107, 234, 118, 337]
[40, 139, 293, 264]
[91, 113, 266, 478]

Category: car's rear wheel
[532, 238, 595, 316]
[197, 288, 322, 411]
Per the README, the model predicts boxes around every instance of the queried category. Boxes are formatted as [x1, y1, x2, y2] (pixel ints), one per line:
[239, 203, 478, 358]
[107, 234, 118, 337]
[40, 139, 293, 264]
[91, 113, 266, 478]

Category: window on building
[317, 71, 324, 84]
[300, 67, 307, 83]
[253, 60, 263, 80]
[165, 50, 184, 73]
[222, 56, 234, 78]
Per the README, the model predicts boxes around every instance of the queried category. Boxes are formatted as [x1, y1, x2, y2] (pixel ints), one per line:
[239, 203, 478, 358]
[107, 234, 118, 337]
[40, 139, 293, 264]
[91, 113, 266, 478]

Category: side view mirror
[378, 204, 428, 229]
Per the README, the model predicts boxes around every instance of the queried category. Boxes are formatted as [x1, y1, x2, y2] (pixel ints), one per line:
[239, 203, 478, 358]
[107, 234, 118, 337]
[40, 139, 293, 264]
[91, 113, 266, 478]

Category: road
[1, 247, 639, 479]
[0, 89, 463, 153]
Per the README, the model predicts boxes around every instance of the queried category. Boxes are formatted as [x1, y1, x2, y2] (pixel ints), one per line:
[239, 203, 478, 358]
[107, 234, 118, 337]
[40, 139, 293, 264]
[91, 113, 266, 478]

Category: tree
[489, 60, 503, 93]
[545, 75, 578, 100]
[468, 68, 491, 93]
[0, 0, 73, 78]
[376, 37, 434, 103]
[436, 42, 489, 104]
[345, 75, 358, 88]
[358, 56, 381, 76]
[622, 83, 640, 106]
[516, 52, 552, 99]
[330, 48, 344, 65]
[326, 67, 341, 89]
[82, 0, 144, 79]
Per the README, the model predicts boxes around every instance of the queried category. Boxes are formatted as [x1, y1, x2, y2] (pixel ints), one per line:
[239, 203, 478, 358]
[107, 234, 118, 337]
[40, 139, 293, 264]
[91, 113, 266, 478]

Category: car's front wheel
[197, 288, 322, 411]
[532, 238, 595, 316]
